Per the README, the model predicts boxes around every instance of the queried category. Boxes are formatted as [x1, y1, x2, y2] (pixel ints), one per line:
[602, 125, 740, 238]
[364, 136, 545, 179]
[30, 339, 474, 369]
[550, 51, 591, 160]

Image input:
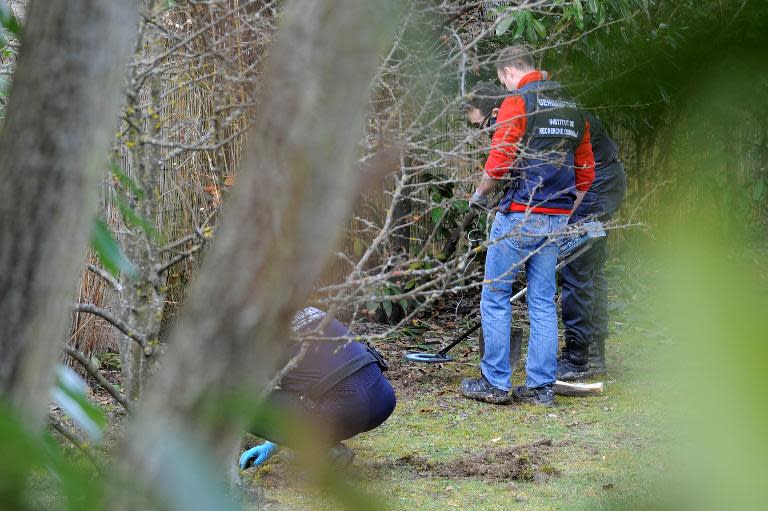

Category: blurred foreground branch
[116, 0, 405, 499]
[0, 0, 137, 428]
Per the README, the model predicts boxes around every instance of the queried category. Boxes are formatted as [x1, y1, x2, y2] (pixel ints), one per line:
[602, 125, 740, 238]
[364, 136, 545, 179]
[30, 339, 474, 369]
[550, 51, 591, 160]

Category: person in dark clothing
[462, 76, 624, 386]
[238, 307, 396, 469]
[557, 113, 627, 380]
[460, 45, 595, 408]
[462, 81, 508, 129]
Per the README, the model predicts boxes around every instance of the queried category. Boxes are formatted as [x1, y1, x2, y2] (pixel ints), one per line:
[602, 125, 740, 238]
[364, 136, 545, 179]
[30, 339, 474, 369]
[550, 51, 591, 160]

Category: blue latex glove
[239, 441, 278, 469]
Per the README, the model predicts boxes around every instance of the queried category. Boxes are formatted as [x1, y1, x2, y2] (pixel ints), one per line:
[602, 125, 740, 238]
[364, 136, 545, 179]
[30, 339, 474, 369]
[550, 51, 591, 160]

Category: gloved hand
[238, 441, 278, 469]
[469, 190, 490, 211]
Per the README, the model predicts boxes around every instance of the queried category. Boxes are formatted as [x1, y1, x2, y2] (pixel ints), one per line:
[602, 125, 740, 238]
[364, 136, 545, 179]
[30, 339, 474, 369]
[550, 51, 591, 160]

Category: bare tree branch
[49, 414, 102, 471]
[73, 304, 150, 354]
[61, 344, 133, 413]
[86, 264, 123, 293]
[155, 244, 202, 275]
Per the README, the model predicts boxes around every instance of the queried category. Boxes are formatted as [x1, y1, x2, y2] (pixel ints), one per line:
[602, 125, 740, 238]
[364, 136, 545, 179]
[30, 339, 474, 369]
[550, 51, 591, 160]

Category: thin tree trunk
[117, 7, 165, 401]
[392, 156, 414, 256]
[0, 0, 137, 427]
[119, 0, 404, 486]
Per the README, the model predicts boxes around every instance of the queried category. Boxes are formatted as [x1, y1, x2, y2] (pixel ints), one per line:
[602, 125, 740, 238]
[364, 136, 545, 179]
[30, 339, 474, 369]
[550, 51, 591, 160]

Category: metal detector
[404, 222, 606, 364]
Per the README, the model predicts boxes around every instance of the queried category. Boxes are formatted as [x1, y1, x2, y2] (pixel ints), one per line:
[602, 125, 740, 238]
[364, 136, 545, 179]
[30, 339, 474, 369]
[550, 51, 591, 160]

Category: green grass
[245, 320, 672, 511]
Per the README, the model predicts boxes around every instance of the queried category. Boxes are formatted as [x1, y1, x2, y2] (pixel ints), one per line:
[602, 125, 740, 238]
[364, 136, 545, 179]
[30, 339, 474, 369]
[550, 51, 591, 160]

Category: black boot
[556, 337, 590, 381]
[512, 384, 555, 407]
[460, 374, 510, 404]
[587, 337, 606, 376]
[556, 354, 589, 381]
[328, 442, 356, 468]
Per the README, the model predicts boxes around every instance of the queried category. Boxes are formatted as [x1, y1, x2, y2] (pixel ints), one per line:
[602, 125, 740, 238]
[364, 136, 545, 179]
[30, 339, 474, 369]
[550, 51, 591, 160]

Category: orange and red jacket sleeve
[483, 95, 527, 179]
[574, 119, 595, 192]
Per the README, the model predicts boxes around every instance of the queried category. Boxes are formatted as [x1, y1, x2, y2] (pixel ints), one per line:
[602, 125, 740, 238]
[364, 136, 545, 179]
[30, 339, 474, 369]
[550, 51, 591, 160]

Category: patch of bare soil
[352, 294, 489, 398]
[386, 438, 561, 484]
[353, 289, 533, 389]
[242, 452, 295, 490]
[378, 348, 472, 399]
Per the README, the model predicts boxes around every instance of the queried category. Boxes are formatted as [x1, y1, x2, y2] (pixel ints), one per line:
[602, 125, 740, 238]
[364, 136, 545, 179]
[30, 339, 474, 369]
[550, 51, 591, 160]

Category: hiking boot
[556, 355, 589, 381]
[328, 442, 356, 468]
[460, 375, 510, 404]
[587, 339, 607, 376]
[512, 384, 555, 407]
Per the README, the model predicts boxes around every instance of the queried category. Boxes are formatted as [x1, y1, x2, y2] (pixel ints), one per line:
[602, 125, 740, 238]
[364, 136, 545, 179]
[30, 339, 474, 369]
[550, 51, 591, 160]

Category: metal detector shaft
[434, 241, 596, 358]
[508, 241, 596, 304]
[437, 322, 480, 357]
[437, 243, 592, 357]
[406, 222, 606, 364]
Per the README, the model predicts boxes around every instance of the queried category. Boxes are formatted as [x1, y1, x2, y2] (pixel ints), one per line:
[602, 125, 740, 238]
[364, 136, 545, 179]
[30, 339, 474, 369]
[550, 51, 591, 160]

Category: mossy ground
[242, 311, 671, 511]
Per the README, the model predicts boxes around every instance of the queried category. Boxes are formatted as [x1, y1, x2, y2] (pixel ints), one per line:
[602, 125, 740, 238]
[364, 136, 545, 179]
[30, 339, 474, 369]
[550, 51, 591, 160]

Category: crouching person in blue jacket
[239, 307, 396, 469]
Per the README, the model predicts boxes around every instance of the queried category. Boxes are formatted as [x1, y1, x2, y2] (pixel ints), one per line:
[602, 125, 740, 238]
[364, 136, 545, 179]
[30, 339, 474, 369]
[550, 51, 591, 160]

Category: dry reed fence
[69, 0, 275, 361]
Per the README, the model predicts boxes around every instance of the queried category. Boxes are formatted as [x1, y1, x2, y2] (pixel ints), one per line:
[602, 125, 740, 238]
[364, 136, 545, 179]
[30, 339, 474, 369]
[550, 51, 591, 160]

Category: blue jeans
[480, 212, 567, 390]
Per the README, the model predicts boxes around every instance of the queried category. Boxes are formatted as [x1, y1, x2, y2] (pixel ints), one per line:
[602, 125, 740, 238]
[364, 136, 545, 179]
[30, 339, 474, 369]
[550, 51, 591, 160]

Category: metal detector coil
[405, 322, 480, 364]
[404, 352, 454, 363]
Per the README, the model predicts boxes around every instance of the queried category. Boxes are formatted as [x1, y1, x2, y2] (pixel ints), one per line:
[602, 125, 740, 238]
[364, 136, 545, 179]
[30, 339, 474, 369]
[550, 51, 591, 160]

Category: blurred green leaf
[0, 403, 103, 511]
[574, 0, 585, 30]
[531, 17, 547, 38]
[496, 12, 515, 36]
[526, 17, 539, 42]
[111, 162, 145, 199]
[753, 179, 766, 201]
[116, 197, 162, 242]
[598, 3, 607, 25]
[0, 0, 21, 46]
[90, 219, 138, 279]
[617, 0, 632, 18]
[382, 300, 393, 318]
[513, 11, 529, 39]
[452, 199, 470, 213]
[51, 366, 107, 442]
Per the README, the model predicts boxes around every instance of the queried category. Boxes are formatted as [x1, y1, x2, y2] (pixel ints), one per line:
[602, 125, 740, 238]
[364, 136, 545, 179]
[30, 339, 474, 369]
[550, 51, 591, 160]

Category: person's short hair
[462, 82, 508, 116]
[495, 45, 535, 71]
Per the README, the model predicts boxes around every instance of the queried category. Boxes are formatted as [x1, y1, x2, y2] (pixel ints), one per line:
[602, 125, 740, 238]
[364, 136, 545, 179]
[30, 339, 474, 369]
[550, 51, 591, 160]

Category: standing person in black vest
[557, 114, 626, 380]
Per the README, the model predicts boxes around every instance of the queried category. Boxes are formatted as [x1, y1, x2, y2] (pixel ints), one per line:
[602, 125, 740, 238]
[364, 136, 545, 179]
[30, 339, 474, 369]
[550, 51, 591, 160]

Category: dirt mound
[391, 438, 560, 484]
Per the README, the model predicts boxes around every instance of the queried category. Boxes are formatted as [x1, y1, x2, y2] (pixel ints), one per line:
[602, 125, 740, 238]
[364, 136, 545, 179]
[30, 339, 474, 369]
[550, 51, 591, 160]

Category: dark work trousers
[249, 369, 396, 446]
[560, 159, 624, 364]
[250, 313, 396, 446]
[560, 235, 609, 364]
